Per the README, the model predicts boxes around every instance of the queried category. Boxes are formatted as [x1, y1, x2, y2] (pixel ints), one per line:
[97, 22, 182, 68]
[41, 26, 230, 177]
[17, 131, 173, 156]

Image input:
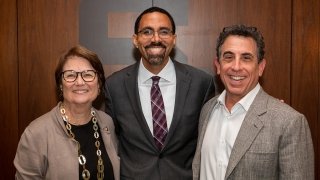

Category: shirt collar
[138, 58, 175, 83]
[217, 83, 261, 111]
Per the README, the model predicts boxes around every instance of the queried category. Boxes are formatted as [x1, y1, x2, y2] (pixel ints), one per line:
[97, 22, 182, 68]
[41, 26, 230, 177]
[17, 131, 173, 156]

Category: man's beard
[147, 54, 165, 65]
[145, 42, 166, 65]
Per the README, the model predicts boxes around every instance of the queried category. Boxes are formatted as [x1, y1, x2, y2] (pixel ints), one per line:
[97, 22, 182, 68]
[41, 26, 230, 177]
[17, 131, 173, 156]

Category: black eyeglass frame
[137, 28, 174, 39]
[61, 70, 97, 82]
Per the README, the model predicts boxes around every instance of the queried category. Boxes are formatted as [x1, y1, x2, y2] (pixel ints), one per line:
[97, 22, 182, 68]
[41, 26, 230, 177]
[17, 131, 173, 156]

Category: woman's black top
[72, 120, 115, 180]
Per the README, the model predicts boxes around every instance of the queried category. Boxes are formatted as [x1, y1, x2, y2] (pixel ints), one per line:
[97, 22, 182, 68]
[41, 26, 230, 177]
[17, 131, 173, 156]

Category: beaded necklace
[60, 104, 104, 180]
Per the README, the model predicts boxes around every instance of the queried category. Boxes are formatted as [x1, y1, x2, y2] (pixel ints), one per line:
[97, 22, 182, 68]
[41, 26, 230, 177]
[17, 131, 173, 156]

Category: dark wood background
[1, 0, 319, 179]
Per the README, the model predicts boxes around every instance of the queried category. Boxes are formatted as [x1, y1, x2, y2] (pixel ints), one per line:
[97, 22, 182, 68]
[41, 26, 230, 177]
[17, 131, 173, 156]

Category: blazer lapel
[198, 96, 219, 150]
[225, 89, 268, 178]
[164, 61, 191, 146]
[193, 97, 219, 172]
[124, 63, 156, 145]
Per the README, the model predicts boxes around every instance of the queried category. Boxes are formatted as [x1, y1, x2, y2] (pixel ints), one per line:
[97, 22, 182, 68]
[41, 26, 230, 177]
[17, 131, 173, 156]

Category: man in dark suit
[104, 7, 215, 180]
[192, 24, 314, 180]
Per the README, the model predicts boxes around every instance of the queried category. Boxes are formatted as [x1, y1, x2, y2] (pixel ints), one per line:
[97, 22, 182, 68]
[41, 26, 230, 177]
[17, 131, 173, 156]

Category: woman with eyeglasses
[14, 45, 119, 180]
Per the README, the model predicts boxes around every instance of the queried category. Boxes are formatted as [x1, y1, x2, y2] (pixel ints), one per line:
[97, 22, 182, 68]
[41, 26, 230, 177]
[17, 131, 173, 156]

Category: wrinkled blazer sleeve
[279, 114, 314, 179]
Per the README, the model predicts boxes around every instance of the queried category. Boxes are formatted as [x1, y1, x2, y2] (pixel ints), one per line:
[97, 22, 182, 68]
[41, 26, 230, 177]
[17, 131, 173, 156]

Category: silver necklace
[60, 104, 104, 180]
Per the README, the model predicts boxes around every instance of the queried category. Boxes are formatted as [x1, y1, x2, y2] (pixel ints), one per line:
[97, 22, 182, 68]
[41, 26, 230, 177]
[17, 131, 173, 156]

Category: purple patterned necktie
[151, 76, 168, 150]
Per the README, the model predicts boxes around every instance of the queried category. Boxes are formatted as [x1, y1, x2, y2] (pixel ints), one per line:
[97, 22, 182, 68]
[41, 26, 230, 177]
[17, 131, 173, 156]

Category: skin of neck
[224, 91, 247, 112]
[62, 102, 92, 125]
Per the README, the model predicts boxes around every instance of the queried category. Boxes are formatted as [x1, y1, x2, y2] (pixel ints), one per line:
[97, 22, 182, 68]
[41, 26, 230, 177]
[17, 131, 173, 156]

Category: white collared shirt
[200, 84, 261, 180]
[137, 58, 176, 134]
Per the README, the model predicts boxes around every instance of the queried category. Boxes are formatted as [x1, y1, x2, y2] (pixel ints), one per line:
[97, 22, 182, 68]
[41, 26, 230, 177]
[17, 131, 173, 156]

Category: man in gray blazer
[192, 24, 314, 180]
[105, 7, 215, 180]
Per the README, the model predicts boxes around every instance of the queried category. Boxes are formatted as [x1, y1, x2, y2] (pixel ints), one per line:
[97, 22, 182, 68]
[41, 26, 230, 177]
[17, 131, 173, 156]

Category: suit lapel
[195, 97, 219, 162]
[163, 61, 191, 147]
[193, 97, 219, 179]
[124, 63, 156, 145]
[225, 89, 268, 178]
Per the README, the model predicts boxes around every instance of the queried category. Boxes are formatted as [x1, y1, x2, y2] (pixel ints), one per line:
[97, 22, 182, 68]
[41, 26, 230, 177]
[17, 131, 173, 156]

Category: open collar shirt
[200, 84, 261, 180]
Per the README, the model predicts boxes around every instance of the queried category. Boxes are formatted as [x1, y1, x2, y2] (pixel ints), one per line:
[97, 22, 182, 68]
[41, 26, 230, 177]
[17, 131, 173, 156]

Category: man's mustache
[145, 42, 166, 49]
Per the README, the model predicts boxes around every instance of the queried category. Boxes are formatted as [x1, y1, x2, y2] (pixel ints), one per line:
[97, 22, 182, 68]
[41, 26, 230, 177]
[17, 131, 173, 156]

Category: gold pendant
[82, 169, 90, 180]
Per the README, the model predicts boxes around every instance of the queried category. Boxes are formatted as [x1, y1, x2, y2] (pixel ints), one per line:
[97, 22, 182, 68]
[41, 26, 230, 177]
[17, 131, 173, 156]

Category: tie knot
[151, 76, 161, 85]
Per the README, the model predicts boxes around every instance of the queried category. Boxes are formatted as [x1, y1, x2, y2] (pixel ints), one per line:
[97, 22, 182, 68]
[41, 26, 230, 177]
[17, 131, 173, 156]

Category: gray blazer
[192, 88, 314, 180]
[105, 60, 215, 180]
[14, 103, 120, 180]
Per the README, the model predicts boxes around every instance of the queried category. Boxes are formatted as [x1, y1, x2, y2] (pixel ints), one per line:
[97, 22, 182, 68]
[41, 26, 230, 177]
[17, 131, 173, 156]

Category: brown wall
[0, 0, 18, 177]
[0, 0, 318, 179]
[292, 0, 320, 175]
[17, 0, 80, 131]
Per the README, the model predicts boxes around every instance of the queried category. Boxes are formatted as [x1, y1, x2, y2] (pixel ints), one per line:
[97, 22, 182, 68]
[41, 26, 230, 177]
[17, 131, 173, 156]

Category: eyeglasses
[62, 70, 97, 82]
[137, 28, 173, 39]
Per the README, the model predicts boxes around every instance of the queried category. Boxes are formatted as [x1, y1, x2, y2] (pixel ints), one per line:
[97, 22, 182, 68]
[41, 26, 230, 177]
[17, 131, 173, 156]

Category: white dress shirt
[137, 58, 176, 134]
[200, 84, 261, 180]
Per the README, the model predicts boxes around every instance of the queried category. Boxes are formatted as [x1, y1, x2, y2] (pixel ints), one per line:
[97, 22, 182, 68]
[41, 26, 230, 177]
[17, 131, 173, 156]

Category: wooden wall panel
[18, 0, 80, 134]
[236, 0, 292, 103]
[292, 0, 320, 177]
[0, 0, 18, 178]
[176, 0, 292, 100]
[0, 0, 316, 179]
